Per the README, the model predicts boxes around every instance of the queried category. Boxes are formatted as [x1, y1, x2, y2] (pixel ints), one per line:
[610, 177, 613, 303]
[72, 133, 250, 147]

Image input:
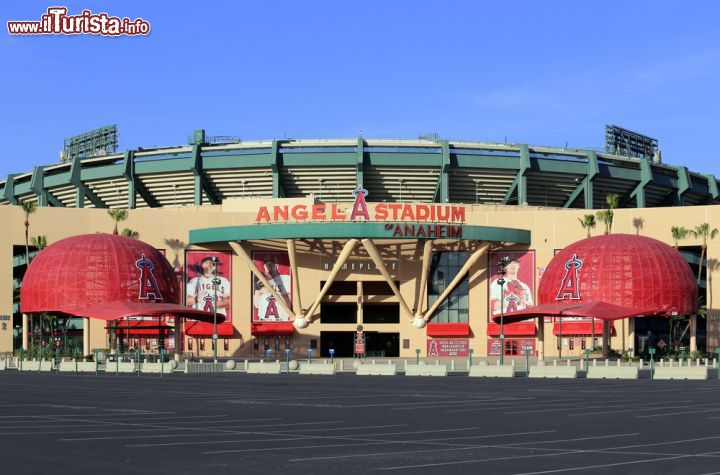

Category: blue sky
[1, 1, 720, 176]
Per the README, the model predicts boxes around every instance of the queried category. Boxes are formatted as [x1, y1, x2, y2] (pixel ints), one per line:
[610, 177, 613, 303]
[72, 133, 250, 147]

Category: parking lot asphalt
[1, 372, 720, 474]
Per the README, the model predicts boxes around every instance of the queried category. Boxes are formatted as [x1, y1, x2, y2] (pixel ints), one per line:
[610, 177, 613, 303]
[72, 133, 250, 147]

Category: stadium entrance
[320, 331, 355, 357]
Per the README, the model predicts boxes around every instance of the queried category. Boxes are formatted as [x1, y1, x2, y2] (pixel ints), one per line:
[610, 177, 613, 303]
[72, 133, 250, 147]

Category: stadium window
[427, 252, 469, 324]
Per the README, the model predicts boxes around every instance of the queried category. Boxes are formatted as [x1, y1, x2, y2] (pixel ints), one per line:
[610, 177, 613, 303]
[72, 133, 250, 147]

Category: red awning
[487, 322, 536, 337]
[184, 321, 234, 337]
[426, 323, 470, 337]
[553, 321, 615, 336]
[494, 301, 660, 324]
[61, 300, 222, 324]
[251, 322, 294, 336]
[109, 320, 172, 336]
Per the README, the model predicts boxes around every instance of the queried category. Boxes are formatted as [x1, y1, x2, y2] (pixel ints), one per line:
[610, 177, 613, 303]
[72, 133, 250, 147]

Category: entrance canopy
[494, 301, 661, 324]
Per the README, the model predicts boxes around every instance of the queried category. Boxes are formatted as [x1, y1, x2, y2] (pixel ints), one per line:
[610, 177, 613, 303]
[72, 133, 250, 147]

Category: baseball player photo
[252, 252, 292, 322]
[186, 253, 232, 318]
[489, 252, 535, 316]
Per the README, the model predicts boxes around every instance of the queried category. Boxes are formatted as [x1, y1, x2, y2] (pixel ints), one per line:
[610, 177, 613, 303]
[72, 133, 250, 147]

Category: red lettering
[451, 206, 465, 223]
[331, 203, 346, 220]
[273, 205, 289, 221]
[375, 203, 388, 220]
[256, 207, 270, 223]
[388, 204, 402, 220]
[400, 205, 415, 221]
[416, 205, 430, 220]
[291, 205, 308, 220]
[312, 204, 326, 220]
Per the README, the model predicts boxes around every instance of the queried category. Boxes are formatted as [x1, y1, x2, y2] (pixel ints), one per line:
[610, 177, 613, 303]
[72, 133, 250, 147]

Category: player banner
[488, 250, 535, 320]
[185, 250, 232, 322]
[252, 252, 293, 322]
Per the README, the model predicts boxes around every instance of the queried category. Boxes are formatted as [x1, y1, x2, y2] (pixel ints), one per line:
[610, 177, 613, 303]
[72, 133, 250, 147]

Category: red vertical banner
[251, 252, 293, 322]
[488, 250, 536, 320]
[185, 251, 232, 322]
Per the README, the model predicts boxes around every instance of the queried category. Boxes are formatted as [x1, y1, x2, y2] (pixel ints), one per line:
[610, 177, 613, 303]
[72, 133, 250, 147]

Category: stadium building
[2, 129, 719, 360]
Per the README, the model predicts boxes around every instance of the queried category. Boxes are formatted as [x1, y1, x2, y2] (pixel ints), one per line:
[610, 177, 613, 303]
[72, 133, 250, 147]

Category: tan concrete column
[22, 313, 29, 351]
[174, 315, 182, 361]
[83, 317, 90, 356]
[690, 315, 697, 352]
[287, 239, 302, 314]
[537, 318, 544, 361]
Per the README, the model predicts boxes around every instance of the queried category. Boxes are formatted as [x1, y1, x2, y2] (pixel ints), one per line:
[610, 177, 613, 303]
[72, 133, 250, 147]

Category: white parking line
[59, 420, 344, 441]
[125, 424, 408, 448]
[510, 454, 692, 474]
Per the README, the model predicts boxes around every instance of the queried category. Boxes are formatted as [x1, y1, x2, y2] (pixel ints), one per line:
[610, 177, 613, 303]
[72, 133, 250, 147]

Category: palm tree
[606, 193, 620, 210]
[21, 201, 37, 265]
[21, 200, 37, 351]
[30, 235, 48, 250]
[578, 214, 596, 238]
[691, 223, 718, 285]
[595, 209, 613, 235]
[671, 226, 690, 249]
[121, 228, 140, 239]
[107, 209, 128, 235]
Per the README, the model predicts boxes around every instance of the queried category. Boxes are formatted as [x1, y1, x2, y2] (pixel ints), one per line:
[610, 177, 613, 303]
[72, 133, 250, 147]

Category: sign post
[525, 348, 532, 377]
[115, 347, 119, 375]
[285, 348, 291, 373]
[307, 348, 312, 363]
[136, 348, 141, 378]
[584, 349, 592, 373]
[415, 349, 420, 365]
[468, 348, 474, 367]
[160, 349, 165, 379]
[39, 342, 45, 374]
[354, 327, 366, 358]
[649, 348, 656, 380]
[329, 348, 335, 366]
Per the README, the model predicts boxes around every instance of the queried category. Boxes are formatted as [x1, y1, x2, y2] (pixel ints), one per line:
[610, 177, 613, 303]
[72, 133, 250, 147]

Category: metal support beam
[229, 241, 295, 319]
[360, 239, 413, 318]
[676, 166, 691, 205]
[191, 144, 220, 206]
[565, 151, 599, 208]
[414, 239, 434, 316]
[628, 157, 653, 208]
[3, 174, 17, 205]
[270, 140, 284, 198]
[423, 243, 489, 321]
[433, 141, 450, 203]
[30, 167, 48, 206]
[356, 137, 364, 189]
[70, 156, 106, 208]
[123, 150, 159, 208]
[502, 145, 529, 205]
[286, 239, 302, 314]
[303, 239, 357, 323]
[706, 174, 719, 204]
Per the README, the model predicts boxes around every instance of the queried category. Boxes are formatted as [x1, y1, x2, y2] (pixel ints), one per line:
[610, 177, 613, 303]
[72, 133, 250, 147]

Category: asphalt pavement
[1, 372, 719, 474]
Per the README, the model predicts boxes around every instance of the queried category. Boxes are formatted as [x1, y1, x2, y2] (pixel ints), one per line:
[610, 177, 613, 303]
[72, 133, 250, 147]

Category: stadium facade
[2, 134, 719, 359]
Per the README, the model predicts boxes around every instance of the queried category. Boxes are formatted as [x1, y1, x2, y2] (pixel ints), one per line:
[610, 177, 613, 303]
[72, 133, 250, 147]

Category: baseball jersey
[186, 275, 231, 316]
[490, 277, 534, 315]
[256, 274, 292, 321]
